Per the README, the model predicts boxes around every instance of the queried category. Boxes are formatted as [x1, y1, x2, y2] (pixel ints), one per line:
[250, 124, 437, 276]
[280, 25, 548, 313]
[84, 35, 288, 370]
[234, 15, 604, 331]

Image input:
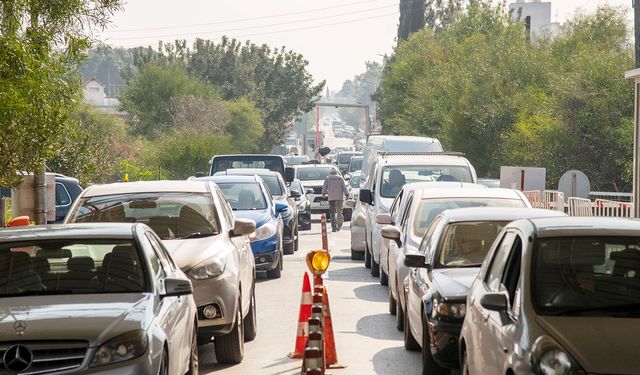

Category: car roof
[198, 175, 262, 183]
[295, 164, 334, 169]
[527, 217, 640, 237]
[439, 207, 566, 223]
[218, 168, 277, 176]
[377, 153, 471, 167]
[417, 187, 527, 200]
[83, 180, 210, 197]
[0, 223, 139, 242]
[403, 182, 485, 193]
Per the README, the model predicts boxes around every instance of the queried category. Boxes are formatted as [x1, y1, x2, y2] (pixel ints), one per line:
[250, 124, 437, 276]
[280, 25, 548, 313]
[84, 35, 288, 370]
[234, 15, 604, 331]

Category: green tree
[0, 0, 122, 187]
[120, 63, 219, 137]
[224, 98, 265, 153]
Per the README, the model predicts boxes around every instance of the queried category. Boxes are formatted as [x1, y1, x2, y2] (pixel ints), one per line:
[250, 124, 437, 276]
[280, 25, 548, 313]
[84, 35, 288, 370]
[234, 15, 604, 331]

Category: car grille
[0, 340, 88, 374]
[311, 187, 323, 194]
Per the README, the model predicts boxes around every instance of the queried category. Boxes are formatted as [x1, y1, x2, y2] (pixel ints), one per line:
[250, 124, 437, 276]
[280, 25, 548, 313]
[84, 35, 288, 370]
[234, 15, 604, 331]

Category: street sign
[500, 166, 546, 191]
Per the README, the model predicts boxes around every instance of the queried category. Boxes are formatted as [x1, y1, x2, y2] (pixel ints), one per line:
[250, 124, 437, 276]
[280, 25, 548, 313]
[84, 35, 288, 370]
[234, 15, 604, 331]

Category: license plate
[319, 201, 329, 206]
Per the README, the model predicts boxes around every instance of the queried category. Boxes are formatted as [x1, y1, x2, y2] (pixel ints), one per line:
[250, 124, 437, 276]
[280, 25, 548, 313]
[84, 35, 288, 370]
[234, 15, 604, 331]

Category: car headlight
[432, 300, 466, 318]
[530, 336, 586, 375]
[250, 222, 277, 242]
[90, 330, 148, 367]
[188, 259, 226, 279]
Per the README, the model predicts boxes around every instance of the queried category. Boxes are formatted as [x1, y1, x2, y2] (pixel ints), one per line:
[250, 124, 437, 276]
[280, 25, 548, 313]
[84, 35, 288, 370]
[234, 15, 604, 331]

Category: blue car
[199, 175, 286, 279]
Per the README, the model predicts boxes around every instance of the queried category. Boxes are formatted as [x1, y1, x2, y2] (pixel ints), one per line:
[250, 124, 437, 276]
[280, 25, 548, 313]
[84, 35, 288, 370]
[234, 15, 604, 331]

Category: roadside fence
[523, 190, 634, 218]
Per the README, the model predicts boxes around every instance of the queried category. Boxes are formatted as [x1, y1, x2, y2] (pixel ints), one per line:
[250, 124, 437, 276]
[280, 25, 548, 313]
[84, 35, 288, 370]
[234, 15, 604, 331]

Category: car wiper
[180, 232, 215, 239]
[546, 303, 640, 316]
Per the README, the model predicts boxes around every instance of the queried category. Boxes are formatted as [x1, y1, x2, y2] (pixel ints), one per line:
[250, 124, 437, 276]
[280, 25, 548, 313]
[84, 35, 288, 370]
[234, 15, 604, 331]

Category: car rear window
[297, 167, 334, 181]
[217, 182, 268, 210]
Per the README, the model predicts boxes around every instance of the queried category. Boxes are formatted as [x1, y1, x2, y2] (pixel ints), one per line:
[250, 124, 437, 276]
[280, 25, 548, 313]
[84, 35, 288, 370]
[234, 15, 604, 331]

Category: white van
[361, 136, 443, 182]
[358, 152, 477, 277]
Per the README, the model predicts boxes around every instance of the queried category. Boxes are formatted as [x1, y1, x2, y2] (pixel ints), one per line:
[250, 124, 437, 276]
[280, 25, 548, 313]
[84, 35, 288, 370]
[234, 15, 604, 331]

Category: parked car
[205, 175, 286, 279]
[0, 223, 198, 374]
[214, 169, 298, 254]
[64, 180, 257, 363]
[460, 216, 640, 375]
[337, 151, 362, 175]
[350, 201, 367, 260]
[54, 174, 83, 223]
[289, 179, 312, 231]
[400, 207, 565, 374]
[346, 155, 364, 177]
[359, 152, 478, 277]
[380, 182, 486, 332]
[209, 154, 286, 177]
[284, 155, 310, 165]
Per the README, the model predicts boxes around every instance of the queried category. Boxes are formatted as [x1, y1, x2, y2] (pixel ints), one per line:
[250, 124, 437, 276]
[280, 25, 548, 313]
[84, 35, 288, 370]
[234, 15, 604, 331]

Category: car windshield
[217, 182, 268, 210]
[533, 236, 640, 316]
[258, 175, 283, 196]
[438, 221, 509, 267]
[413, 198, 526, 237]
[69, 193, 219, 240]
[339, 153, 355, 163]
[350, 175, 361, 188]
[297, 167, 334, 181]
[0, 240, 147, 296]
[349, 158, 363, 172]
[380, 165, 474, 198]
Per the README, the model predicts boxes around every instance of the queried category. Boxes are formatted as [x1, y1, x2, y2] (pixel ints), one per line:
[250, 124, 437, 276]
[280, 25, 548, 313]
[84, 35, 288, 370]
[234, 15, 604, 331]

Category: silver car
[461, 217, 640, 374]
[0, 223, 198, 375]
[65, 181, 256, 364]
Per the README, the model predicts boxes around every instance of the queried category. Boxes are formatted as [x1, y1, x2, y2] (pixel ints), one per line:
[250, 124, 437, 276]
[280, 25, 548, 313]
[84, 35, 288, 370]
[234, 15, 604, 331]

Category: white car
[0, 223, 198, 374]
[65, 181, 257, 364]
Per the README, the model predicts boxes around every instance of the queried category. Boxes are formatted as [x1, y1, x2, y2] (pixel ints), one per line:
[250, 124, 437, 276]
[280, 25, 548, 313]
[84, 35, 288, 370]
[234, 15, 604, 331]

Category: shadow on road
[356, 313, 403, 341]
[327, 266, 371, 282]
[353, 284, 388, 303]
[198, 344, 234, 373]
[372, 346, 421, 375]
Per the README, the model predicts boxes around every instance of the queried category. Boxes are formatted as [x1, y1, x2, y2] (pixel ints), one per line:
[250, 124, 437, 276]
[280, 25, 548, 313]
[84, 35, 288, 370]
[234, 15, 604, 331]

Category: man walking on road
[322, 167, 349, 232]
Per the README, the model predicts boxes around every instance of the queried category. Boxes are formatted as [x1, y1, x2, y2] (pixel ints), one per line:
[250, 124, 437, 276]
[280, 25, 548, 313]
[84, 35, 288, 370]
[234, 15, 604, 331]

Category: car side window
[485, 232, 517, 291]
[216, 190, 234, 228]
[389, 193, 401, 221]
[420, 216, 442, 258]
[400, 196, 414, 231]
[142, 234, 166, 280]
[500, 235, 523, 310]
[55, 182, 71, 206]
[145, 232, 174, 275]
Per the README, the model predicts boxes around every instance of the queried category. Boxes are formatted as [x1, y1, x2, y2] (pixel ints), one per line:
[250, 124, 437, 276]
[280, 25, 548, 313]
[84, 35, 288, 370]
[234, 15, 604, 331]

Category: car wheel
[389, 288, 397, 315]
[371, 256, 380, 277]
[214, 298, 244, 364]
[267, 254, 282, 279]
[422, 313, 449, 375]
[244, 286, 257, 341]
[186, 324, 199, 375]
[158, 348, 169, 375]
[293, 229, 299, 252]
[403, 303, 419, 351]
[396, 293, 404, 331]
[380, 266, 388, 286]
[364, 245, 372, 269]
[351, 249, 363, 260]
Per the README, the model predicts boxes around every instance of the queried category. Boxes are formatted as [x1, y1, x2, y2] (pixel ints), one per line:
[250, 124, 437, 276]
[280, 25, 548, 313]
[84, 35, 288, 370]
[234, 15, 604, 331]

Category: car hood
[232, 209, 272, 228]
[432, 267, 480, 299]
[301, 180, 324, 188]
[0, 294, 151, 346]
[536, 316, 640, 374]
[163, 234, 228, 271]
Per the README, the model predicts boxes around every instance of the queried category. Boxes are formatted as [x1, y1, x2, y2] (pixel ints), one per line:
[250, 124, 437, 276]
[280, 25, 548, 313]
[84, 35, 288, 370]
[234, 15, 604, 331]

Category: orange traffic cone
[288, 272, 312, 358]
[323, 287, 345, 369]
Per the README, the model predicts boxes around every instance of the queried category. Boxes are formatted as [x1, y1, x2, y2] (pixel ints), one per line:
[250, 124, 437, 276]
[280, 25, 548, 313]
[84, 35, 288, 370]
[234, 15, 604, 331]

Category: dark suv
[53, 174, 83, 223]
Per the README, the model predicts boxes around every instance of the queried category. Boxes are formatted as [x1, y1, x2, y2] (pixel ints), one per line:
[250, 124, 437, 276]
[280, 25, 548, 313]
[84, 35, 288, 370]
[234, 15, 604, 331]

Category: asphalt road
[199, 219, 421, 374]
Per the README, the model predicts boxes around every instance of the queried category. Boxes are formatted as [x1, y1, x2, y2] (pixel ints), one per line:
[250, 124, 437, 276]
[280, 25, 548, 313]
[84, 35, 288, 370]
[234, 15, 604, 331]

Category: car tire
[244, 286, 258, 341]
[364, 244, 372, 269]
[158, 348, 169, 375]
[294, 229, 299, 252]
[186, 324, 199, 375]
[403, 303, 419, 351]
[343, 208, 352, 221]
[267, 254, 282, 279]
[380, 266, 388, 285]
[302, 220, 312, 231]
[389, 288, 397, 315]
[351, 249, 363, 260]
[371, 257, 380, 277]
[396, 293, 404, 331]
[422, 313, 449, 375]
[215, 298, 244, 364]
[284, 242, 294, 255]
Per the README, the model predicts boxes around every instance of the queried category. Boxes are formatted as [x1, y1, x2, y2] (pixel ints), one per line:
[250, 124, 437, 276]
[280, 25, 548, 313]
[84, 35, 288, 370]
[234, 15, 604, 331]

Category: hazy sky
[97, 0, 631, 90]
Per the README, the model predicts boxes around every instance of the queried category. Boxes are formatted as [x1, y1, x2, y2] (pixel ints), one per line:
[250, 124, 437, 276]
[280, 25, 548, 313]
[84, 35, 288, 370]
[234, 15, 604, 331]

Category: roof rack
[378, 151, 466, 157]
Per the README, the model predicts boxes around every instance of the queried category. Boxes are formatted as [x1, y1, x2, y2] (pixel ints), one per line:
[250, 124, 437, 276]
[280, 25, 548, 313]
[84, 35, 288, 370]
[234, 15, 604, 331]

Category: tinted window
[217, 182, 268, 210]
[380, 166, 474, 198]
[349, 158, 363, 172]
[533, 236, 640, 315]
[438, 221, 509, 267]
[259, 175, 283, 196]
[69, 192, 219, 240]
[297, 167, 334, 181]
[485, 232, 517, 291]
[55, 183, 71, 206]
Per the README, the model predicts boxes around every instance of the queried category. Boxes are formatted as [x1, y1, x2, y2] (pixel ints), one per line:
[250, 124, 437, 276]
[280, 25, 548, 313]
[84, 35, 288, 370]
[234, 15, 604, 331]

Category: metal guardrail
[525, 190, 635, 218]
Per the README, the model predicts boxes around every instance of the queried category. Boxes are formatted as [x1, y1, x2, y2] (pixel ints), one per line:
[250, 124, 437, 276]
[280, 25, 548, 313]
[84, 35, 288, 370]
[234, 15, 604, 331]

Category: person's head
[100, 204, 125, 222]
[574, 266, 595, 290]
[389, 169, 403, 185]
[330, 168, 338, 175]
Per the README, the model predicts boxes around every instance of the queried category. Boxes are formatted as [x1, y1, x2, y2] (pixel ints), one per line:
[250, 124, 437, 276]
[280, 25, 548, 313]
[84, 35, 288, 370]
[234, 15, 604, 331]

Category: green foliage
[379, 3, 634, 190]
[120, 63, 219, 137]
[119, 160, 156, 181]
[224, 98, 264, 153]
[129, 37, 324, 151]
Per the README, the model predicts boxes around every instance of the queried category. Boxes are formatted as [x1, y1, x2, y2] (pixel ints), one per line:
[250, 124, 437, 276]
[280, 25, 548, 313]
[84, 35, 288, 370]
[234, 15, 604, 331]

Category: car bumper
[428, 318, 464, 369]
[250, 235, 280, 271]
[350, 224, 365, 251]
[190, 269, 239, 335]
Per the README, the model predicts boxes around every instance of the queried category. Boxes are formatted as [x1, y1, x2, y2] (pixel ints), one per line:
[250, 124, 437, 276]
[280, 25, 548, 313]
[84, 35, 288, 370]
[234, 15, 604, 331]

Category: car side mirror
[359, 189, 373, 205]
[376, 213, 393, 225]
[480, 293, 508, 312]
[275, 202, 288, 215]
[162, 278, 193, 297]
[404, 253, 430, 269]
[290, 189, 302, 198]
[284, 167, 295, 183]
[381, 225, 402, 247]
[231, 218, 256, 237]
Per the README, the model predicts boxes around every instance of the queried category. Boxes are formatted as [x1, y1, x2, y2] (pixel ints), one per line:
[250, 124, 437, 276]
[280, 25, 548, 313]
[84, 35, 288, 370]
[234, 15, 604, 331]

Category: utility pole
[636, 0, 640, 68]
[33, 161, 47, 224]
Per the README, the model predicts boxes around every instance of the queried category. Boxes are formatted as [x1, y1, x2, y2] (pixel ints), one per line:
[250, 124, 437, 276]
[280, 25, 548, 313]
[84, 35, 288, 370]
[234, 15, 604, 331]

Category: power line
[107, 3, 398, 41]
[107, 0, 391, 33]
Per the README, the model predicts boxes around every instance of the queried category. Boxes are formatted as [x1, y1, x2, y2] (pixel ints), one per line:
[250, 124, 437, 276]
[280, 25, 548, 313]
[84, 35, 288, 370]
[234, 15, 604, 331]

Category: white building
[82, 78, 123, 115]
[508, 0, 558, 41]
